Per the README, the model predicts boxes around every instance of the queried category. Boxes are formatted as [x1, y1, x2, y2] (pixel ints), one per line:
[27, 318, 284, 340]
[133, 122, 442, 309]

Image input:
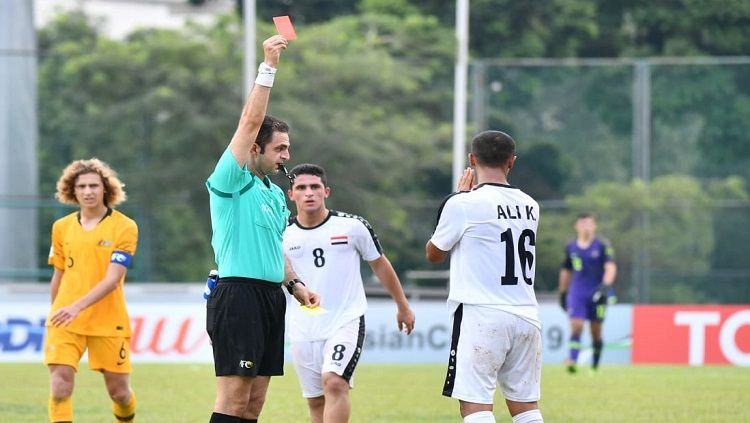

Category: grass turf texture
[0, 363, 748, 422]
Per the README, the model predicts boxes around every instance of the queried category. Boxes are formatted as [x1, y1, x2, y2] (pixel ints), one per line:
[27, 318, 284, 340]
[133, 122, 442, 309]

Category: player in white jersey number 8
[283, 163, 415, 423]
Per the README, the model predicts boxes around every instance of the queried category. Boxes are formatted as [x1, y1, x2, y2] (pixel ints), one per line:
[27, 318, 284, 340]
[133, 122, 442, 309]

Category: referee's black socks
[209, 412, 240, 422]
[209, 412, 258, 422]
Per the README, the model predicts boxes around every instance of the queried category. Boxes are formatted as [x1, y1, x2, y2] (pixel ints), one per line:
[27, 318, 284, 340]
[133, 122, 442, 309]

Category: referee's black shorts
[206, 277, 287, 377]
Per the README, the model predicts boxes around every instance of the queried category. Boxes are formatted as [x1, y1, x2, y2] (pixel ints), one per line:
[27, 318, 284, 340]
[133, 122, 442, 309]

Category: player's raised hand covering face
[456, 167, 476, 192]
[262, 35, 288, 67]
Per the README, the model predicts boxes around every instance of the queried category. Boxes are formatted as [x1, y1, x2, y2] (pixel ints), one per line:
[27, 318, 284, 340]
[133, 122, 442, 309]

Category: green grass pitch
[1, 363, 748, 422]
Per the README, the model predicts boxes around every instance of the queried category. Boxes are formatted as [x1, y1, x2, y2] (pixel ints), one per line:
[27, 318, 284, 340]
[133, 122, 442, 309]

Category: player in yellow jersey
[44, 158, 139, 423]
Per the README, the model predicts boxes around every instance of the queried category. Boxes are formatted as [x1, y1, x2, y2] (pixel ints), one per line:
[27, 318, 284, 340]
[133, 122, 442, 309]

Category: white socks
[463, 408, 543, 423]
[464, 411, 496, 423]
[512, 409, 544, 423]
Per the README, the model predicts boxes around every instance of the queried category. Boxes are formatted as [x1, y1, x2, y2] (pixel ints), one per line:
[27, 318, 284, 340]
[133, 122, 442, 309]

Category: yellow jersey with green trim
[47, 209, 138, 336]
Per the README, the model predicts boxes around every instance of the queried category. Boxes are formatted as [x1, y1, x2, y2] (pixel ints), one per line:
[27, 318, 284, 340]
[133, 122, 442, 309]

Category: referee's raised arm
[228, 35, 288, 167]
[205, 33, 316, 423]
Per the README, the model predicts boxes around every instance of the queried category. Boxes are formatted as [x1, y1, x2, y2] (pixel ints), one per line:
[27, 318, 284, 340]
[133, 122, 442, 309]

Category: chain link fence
[470, 57, 750, 304]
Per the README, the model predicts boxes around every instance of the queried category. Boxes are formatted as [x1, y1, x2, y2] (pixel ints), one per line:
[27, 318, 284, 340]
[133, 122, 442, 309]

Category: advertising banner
[1, 300, 632, 364]
[632, 305, 750, 366]
[541, 304, 632, 365]
[0, 302, 212, 363]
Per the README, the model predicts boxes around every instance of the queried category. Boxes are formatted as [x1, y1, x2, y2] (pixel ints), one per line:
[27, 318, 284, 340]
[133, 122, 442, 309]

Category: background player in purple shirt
[557, 213, 617, 373]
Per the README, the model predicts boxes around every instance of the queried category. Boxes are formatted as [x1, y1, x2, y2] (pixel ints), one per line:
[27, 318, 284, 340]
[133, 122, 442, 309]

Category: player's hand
[262, 35, 288, 68]
[49, 303, 82, 327]
[607, 290, 618, 305]
[293, 284, 320, 307]
[559, 291, 567, 311]
[592, 285, 609, 305]
[397, 306, 416, 335]
[456, 167, 476, 192]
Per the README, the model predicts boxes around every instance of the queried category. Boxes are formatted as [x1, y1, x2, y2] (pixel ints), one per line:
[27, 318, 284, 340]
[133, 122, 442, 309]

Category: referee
[204, 35, 320, 423]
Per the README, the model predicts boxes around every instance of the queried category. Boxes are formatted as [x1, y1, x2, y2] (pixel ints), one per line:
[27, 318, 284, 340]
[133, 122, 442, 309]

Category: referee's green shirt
[206, 148, 290, 282]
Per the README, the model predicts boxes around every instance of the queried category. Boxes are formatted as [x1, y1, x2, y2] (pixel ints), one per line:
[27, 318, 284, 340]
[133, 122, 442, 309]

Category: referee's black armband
[286, 278, 305, 295]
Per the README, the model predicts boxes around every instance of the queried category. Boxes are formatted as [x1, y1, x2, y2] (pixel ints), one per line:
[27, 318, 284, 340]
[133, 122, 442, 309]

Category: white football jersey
[284, 210, 383, 341]
[430, 183, 541, 328]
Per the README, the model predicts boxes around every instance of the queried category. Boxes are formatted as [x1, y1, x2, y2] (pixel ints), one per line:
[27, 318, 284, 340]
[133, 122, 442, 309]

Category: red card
[273, 16, 297, 41]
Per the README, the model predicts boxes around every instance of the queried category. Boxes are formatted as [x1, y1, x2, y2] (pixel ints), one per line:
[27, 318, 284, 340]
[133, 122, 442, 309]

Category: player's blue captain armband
[110, 251, 133, 267]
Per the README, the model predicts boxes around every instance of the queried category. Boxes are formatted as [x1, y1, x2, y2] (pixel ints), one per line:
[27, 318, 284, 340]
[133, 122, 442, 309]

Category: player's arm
[602, 261, 617, 287]
[48, 261, 128, 327]
[558, 268, 571, 310]
[601, 241, 617, 288]
[228, 35, 288, 167]
[49, 268, 64, 303]
[592, 260, 618, 306]
[368, 255, 415, 334]
[557, 245, 574, 310]
[425, 241, 449, 263]
[283, 254, 320, 307]
[558, 268, 572, 293]
[593, 244, 618, 303]
[593, 261, 618, 305]
[48, 221, 65, 304]
[425, 194, 462, 264]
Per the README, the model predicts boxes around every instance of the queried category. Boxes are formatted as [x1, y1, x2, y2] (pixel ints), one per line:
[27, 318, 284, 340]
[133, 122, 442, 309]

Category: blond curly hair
[55, 158, 127, 207]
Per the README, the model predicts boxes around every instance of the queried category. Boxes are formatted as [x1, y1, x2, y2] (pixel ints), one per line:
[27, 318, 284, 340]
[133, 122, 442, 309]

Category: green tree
[536, 175, 748, 303]
[511, 142, 572, 200]
[38, 12, 245, 280]
[37, 10, 456, 280]
[406, 0, 750, 57]
[265, 13, 455, 271]
[35, 3, 750, 293]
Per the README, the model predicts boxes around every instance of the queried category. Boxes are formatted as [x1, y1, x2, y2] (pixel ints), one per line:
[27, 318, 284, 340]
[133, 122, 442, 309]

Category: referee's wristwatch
[286, 278, 305, 295]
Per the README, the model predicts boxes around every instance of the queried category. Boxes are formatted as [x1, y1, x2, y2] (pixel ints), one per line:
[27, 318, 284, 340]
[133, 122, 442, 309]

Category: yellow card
[299, 305, 328, 315]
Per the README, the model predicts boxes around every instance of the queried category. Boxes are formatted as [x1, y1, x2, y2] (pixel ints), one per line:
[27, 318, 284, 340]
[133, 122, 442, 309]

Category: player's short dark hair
[577, 212, 596, 221]
[256, 115, 289, 153]
[471, 130, 516, 167]
[289, 163, 328, 187]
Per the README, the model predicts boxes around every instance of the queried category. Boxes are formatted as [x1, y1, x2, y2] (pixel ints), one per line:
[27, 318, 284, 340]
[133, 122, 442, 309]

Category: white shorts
[291, 316, 366, 398]
[443, 304, 542, 404]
